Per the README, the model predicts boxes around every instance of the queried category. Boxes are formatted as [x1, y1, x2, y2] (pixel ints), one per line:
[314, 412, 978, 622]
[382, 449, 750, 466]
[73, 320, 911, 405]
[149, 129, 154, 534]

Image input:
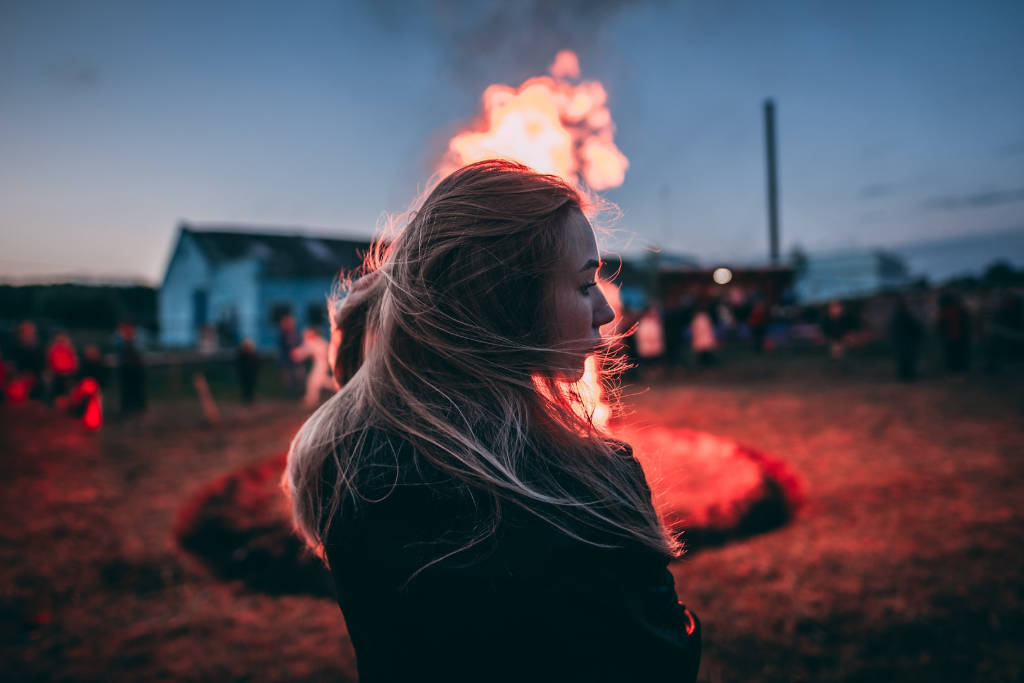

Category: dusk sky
[2, 0, 1023, 284]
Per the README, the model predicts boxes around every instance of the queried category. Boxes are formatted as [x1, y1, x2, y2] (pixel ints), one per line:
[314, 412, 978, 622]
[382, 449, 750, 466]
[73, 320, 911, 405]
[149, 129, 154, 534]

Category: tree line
[0, 284, 157, 331]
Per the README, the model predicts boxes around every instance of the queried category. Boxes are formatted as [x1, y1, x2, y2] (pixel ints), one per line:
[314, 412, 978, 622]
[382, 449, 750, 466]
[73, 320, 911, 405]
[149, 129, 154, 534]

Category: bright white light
[712, 267, 733, 285]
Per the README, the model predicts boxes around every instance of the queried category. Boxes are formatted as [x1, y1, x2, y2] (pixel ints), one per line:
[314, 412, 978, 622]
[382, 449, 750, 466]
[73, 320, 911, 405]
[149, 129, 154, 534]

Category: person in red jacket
[284, 161, 700, 682]
[46, 332, 79, 402]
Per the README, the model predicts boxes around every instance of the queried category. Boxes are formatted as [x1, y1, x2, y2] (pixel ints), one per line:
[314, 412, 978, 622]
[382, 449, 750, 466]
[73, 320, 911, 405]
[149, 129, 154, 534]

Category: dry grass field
[2, 349, 1022, 682]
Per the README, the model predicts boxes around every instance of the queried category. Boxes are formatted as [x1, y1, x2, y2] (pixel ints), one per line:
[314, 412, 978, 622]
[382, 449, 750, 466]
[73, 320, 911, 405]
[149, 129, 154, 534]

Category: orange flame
[580, 356, 609, 428]
[442, 52, 629, 430]
[439, 50, 629, 191]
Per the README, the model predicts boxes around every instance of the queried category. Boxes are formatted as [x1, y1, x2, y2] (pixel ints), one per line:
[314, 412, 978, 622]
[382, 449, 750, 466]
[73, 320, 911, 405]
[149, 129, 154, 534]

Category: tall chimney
[764, 99, 780, 265]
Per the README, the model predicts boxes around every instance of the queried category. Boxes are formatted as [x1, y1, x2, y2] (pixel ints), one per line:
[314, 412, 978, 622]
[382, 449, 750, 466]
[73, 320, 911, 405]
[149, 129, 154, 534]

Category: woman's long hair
[284, 159, 680, 568]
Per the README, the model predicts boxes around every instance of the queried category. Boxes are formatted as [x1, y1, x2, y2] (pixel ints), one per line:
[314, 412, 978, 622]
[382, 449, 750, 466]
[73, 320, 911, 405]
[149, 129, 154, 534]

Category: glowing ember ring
[614, 423, 803, 547]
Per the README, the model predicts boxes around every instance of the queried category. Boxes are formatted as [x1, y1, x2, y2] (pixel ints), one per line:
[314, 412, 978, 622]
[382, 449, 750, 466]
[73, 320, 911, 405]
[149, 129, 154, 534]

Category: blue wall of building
[208, 259, 260, 345]
[158, 233, 211, 347]
[795, 249, 909, 303]
[159, 230, 346, 350]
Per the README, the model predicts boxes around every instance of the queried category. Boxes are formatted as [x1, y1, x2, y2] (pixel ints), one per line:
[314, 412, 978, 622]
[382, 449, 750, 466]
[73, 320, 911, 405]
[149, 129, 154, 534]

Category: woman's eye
[580, 281, 598, 295]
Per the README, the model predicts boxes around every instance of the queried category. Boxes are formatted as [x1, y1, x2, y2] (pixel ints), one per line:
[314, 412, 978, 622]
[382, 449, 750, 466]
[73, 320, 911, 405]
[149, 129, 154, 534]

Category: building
[159, 224, 371, 349]
[794, 249, 911, 303]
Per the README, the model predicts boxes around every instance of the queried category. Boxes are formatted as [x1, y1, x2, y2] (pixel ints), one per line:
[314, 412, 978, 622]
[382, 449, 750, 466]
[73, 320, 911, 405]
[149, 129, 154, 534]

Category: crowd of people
[614, 286, 1024, 382]
[0, 320, 147, 428]
[4, 286, 1019, 425]
[0, 309, 340, 425]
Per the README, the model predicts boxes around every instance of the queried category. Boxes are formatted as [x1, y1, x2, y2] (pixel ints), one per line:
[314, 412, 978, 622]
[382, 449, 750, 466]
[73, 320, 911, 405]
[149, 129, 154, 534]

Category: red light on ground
[83, 395, 102, 430]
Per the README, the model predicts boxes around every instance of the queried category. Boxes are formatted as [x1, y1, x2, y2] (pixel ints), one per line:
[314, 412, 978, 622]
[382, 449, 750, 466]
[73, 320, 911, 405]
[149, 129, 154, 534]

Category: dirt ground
[2, 348, 1022, 682]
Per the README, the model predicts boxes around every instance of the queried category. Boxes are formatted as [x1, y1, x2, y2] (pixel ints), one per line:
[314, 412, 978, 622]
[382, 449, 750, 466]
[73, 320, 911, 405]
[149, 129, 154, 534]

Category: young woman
[284, 160, 701, 682]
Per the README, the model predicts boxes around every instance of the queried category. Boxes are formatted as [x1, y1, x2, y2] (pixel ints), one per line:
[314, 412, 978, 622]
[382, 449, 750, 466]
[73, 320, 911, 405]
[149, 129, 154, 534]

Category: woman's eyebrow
[580, 259, 601, 272]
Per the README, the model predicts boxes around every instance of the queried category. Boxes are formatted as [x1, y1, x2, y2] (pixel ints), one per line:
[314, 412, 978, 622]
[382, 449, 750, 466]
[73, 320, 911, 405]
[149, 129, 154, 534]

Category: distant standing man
[823, 300, 847, 361]
[937, 292, 972, 372]
[291, 326, 334, 406]
[235, 339, 260, 404]
[46, 332, 79, 400]
[749, 300, 768, 353]
[79, 344, 109, 389]
[889, 298, 923, 381]
[690, 308, 718, 367]
[277, 313, 302, 394]
[12, 320, 46, 400]
[117, 322, 146, 416]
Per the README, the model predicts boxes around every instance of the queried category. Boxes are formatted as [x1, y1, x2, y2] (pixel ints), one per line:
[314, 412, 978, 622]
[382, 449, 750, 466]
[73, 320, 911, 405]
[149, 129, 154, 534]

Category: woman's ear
[331, 270, 384, 386]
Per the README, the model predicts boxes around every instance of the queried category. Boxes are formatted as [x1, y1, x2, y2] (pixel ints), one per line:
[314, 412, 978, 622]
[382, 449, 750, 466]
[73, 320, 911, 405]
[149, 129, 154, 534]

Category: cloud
[364, 0, 664, 86]
[45, 57, 100, 88]
[859, 182, 898, 199]
[995, 141, 1024, 158]
[858, 210, 887, 224]
[923, 187, 1024, 211]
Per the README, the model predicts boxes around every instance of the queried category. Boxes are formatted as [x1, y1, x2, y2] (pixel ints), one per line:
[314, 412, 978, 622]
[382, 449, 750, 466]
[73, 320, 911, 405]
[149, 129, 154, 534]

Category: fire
[439, 50, 629, 191]
[441, 51, 631, 429]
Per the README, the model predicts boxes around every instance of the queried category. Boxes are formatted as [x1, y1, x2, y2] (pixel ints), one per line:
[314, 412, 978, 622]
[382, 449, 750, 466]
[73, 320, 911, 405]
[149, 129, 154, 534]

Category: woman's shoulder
[325, 426, 459, 500]
[322, 428, 496, 572]
[604, 437, 651, 491]
[604, 437, 634, 461]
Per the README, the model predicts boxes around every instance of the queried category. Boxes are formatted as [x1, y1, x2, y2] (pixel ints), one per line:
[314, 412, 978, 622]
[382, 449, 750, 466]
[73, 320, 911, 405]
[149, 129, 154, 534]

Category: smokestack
[764, 99, 780, 265]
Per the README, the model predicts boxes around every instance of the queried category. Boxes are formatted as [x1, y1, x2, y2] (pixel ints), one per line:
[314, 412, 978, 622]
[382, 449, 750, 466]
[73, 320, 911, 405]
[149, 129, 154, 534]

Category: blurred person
[277, 313, 303, 394]
[823, 300, 847, 361]
[284, 161, 701, 683]
[984, 291, 1023, 372]
[937, 292, 972, 372]
[56, 372, 103, 430]
[46, 332, 79, 401]
[889, 297, 923, 381]
[662, 298, 689, 370]
[749, 299, 768, 353]
[61, 342, 107, 429]
[290, 326, 333, 406]
[635, 306, 666, 375]
[117, 322, 146, 416]
[0, 348, 9, 404]
[78, 344, 109, 388]
[691, 307, 717, 367]
[235, 339, 260, 404]
[11, 320, 46, 400]
[198, 324, 218, 354]
[716, 300, 735, 338]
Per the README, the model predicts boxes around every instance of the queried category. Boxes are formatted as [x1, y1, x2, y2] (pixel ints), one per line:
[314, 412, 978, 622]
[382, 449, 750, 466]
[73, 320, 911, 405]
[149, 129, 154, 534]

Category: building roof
[181, 224, 372, 278]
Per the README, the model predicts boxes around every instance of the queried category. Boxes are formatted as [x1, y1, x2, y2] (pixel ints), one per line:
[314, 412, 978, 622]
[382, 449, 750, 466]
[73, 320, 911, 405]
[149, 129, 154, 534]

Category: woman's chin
[546, 348, 594, 383]
[562, 357, 590, 383]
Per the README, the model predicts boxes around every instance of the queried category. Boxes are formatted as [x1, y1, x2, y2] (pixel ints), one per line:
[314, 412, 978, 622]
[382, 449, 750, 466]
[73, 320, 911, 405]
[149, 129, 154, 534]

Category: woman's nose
[594, 298, 615, 328]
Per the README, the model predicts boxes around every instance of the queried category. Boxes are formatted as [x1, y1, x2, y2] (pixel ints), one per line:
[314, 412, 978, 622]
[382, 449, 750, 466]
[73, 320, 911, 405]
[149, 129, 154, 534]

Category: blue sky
[1, 0, 1022, 283]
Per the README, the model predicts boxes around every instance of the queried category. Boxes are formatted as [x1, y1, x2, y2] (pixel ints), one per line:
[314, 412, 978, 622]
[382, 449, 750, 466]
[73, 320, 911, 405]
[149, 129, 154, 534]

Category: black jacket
[324, 433, 701, 682]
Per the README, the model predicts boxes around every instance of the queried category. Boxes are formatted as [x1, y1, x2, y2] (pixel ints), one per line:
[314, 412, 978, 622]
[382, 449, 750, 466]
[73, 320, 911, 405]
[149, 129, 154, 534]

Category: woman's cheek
[328, 327, 342, 377]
